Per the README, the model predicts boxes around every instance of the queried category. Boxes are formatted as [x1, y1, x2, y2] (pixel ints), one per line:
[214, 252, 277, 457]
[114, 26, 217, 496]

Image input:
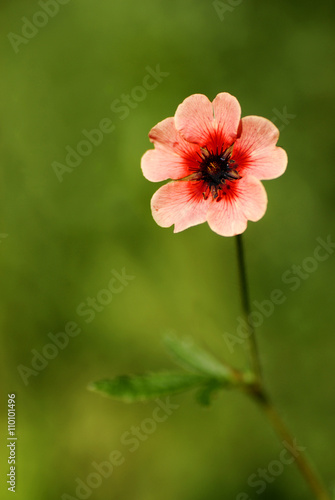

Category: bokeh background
[1, 1, 335, 499]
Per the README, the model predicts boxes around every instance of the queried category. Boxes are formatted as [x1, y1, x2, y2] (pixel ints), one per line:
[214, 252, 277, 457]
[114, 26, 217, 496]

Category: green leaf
[195, 379, 223, 407]
[88, 372, 209, 402]
[164, 334, 235, 383]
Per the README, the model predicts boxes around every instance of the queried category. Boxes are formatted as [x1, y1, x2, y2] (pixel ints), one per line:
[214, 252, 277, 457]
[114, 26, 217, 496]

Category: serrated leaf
[164, 334, 235, 382]
[88, 372, 209, 402]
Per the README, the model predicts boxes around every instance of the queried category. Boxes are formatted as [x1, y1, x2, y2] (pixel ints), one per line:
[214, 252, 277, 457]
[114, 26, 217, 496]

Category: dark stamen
[197, 145, 241, 200]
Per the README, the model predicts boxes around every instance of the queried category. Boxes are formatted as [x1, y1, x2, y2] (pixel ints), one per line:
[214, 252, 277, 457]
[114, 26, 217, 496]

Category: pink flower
[141, 93, 287, 237]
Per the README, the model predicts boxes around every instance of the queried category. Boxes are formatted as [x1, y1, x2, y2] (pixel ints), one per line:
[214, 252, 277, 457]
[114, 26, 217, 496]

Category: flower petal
[151, 181, 208, 232]
[141, 149, 189, 182]
[141, 117, 199, 182]
[148, 117, 180, 150]
[174, 94, 214, 145]
[233, 116, 288, 180]
[212, 92, 241, 146]
[206, 176, 267, 237]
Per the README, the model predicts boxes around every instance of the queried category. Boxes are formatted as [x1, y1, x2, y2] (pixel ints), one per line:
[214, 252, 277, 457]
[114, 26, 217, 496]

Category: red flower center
[198, 146, 241, 201]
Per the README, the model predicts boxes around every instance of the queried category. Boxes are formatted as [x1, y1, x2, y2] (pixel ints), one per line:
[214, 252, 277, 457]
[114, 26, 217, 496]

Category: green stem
[235, 234, 331, 500]
[235, 234, 262, 380]
[262, 401, 331, 500]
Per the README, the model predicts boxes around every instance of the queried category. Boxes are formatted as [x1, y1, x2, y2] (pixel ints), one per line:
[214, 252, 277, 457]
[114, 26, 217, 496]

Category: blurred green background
[1, 1, 335, 499]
